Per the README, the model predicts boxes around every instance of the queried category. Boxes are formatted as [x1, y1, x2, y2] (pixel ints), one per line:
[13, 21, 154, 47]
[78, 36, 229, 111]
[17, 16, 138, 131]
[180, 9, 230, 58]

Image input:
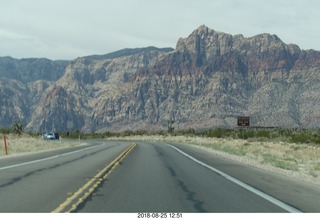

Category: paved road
[0, 141, 129, 212]
[0, 140, 319, 213]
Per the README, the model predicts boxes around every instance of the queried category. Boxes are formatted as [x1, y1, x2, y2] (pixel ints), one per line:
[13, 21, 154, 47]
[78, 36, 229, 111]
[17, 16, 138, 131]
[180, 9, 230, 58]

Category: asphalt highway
[0, 140, 319, 213]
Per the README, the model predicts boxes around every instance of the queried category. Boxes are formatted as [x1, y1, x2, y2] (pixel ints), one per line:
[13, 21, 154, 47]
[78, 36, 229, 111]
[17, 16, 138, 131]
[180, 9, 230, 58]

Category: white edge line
[166, 143, 302, 213]
[0, 143, 104, 171]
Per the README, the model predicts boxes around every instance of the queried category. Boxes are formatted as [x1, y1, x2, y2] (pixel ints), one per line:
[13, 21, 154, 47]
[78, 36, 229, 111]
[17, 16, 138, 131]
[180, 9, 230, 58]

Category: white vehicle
[43, 132, 59, 140]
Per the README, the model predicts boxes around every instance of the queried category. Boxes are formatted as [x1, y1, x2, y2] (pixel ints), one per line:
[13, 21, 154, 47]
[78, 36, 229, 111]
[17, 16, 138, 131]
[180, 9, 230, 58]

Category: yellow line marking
[52, 143, 136, 213]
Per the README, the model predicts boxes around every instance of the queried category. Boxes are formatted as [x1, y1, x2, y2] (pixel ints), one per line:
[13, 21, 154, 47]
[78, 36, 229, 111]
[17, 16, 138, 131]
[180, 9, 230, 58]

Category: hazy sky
[0, 0, 319, 60]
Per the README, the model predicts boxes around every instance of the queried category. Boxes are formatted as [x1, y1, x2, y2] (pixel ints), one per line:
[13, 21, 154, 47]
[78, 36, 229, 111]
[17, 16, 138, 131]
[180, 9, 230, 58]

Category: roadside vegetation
[1, 127, 320, 183]
[0, 128, 82, 156]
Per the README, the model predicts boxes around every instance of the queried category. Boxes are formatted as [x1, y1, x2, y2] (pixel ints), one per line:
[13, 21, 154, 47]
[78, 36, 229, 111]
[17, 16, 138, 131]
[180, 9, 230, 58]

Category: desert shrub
[176, 128, 196, 136]
[289, 133, 307, 143]
[0, 128, 11, 134]
[135, 130, 149, 136]
[237, 129, 255, 139]
[206, 128, 231, 138]
[256, 130, 271, 138]
[12, 121, 24, 136]
[121, 130, 135, 137]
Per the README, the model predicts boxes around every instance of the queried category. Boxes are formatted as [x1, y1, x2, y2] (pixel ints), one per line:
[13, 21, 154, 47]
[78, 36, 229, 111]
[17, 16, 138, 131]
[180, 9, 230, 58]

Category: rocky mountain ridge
[1, 25, 320, 133]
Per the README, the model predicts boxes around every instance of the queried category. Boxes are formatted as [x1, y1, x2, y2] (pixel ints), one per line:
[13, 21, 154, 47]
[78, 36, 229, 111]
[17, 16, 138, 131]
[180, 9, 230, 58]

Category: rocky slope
[0, 57, 69, 127]
[26, 47, 173, 132]
[2, 25, 320, 133]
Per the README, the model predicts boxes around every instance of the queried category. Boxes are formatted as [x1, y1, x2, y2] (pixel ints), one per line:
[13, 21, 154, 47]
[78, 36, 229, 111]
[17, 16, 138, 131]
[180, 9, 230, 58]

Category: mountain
[0, 57, 69, 128]
[2, 25, 320, 133]
[26, 47, 174, 132]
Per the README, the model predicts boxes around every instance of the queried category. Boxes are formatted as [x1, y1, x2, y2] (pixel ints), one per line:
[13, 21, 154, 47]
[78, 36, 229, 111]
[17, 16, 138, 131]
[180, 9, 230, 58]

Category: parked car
[43, 132, 59, 140]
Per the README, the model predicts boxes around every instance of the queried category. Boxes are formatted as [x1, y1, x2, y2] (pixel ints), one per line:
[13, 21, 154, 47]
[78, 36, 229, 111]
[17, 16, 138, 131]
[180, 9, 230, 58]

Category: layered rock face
[2, 25, 320, 132]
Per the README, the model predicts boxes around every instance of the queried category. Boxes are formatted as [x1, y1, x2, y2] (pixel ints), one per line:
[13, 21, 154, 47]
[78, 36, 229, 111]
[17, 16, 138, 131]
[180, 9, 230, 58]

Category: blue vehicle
[43, 132, 59, 140]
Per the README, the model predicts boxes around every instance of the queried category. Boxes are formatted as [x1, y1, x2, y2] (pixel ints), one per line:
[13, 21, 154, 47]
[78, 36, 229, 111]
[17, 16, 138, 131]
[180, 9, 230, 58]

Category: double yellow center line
[52, 143, 137, 213]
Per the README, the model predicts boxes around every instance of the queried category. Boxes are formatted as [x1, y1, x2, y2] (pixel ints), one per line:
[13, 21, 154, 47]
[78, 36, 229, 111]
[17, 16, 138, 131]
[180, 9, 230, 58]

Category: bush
[256, 130, 271, 138]
[290, 131, 320, 144]
[206, 128, 221, 138]
[176, 128, 196, 136]
[206, 128, 231, 138]
[0, 128, 11, 134]
[237, 129, 255, 139]
[12, 121, 24, 136]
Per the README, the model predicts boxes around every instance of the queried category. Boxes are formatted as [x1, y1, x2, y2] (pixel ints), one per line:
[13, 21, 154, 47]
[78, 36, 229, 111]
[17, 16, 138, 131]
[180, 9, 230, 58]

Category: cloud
[0, 0, 320, 59]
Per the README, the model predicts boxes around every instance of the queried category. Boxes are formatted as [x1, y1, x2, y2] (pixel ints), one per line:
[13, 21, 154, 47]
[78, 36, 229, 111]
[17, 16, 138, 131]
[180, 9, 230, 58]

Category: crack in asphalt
[154, 144, 208, 212]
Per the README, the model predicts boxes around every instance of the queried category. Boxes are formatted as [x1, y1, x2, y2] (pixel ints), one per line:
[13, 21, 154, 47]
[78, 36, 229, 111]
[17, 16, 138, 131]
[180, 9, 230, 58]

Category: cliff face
[26, 47, 173, 132]
[86, 25, 320, 132]
[2, 25, 320, 133]
[0, 57, 69, 127]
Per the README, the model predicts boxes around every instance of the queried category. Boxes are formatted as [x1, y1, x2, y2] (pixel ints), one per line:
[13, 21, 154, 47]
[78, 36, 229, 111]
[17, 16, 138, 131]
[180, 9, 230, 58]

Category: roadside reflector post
[3, 135, 8, 155]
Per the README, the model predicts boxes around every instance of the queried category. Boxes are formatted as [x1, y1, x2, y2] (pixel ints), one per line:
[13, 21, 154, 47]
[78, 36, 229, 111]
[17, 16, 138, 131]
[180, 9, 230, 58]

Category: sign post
[237, 116, 250, 140]
[67, 121, 74, 130]
[3, 135, 8, 155]
[237, 116, 250, 127]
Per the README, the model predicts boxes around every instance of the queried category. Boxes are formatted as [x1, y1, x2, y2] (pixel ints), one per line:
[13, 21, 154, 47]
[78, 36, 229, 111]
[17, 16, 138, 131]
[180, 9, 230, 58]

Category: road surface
[0, 140, 319, 213]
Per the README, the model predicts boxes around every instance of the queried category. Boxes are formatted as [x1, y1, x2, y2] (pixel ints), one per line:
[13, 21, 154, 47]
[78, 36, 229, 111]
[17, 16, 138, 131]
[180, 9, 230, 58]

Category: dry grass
[0, 134, 81, 157]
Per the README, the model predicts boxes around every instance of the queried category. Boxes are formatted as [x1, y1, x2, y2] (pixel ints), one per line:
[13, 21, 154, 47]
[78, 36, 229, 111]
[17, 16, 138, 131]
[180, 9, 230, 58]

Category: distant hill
[83, 46, 174, 61]
[0, 57, 69, 82]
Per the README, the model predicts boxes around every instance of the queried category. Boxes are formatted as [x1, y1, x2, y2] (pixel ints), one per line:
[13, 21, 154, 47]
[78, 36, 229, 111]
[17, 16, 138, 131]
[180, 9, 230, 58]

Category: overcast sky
[0, 0, 319, 60]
